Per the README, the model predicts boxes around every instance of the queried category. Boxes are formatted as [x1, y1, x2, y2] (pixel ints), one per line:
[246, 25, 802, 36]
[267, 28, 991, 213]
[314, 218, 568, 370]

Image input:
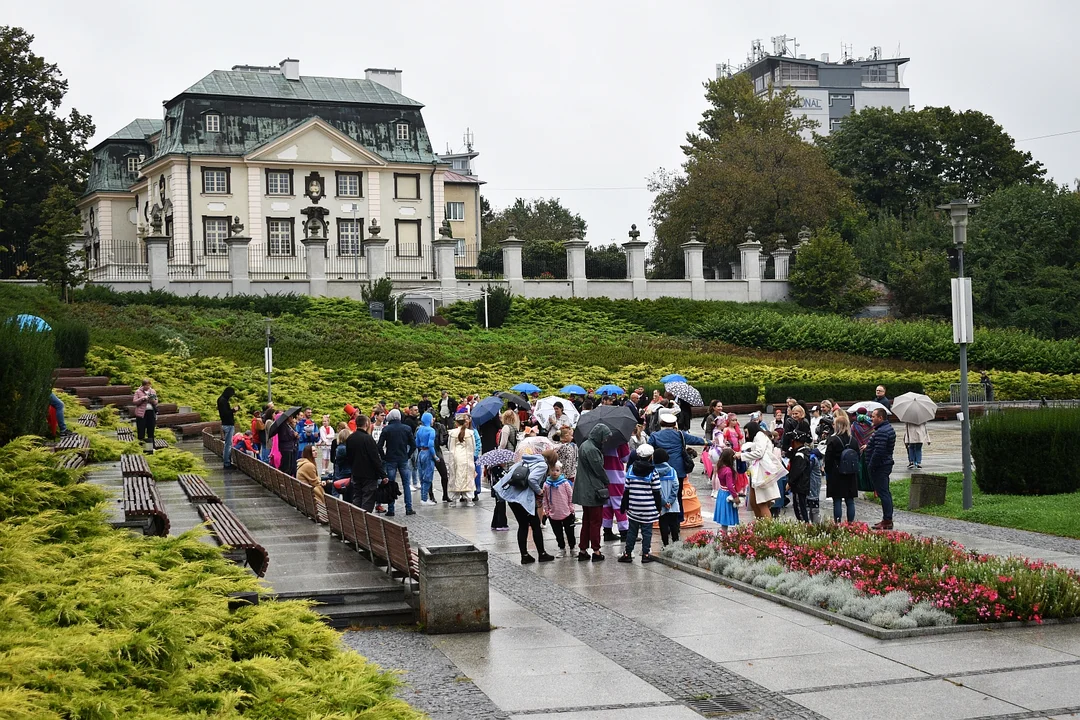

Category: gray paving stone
[788, 677, 1023, 720]
[959, 665, 1080, 711]
[868, 634, 1079, 675]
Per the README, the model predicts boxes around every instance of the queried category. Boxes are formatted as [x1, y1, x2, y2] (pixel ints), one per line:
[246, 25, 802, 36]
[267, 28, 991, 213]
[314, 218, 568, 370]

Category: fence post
[433, 219, 458, 295]
[738, 227, 762, 302]
[225, 236, 251, 295]
[680, 228, 706, 300]
[772, 246, 792, 282]
[499, 230, 525, 294]
[145, 236, 169, 291]
[363, 218, 389, 281]
[624, 224, 648, 298]
[302, 237, 328, 296]
[564, 237, 588, 298]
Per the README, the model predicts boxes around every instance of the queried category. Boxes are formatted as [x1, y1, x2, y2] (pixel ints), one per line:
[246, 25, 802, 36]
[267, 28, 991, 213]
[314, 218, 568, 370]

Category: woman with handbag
[647, 412, 706, 523]
[494, 450, 555, 564]
[737, 420, 784, 518]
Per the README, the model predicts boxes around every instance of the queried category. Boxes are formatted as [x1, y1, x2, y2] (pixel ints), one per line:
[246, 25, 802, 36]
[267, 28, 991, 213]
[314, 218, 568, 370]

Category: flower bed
[660, 522, 1080, 629]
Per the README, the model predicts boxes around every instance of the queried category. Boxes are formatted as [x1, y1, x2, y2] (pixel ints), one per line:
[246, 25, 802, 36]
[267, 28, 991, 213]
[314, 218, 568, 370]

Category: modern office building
[722, 39, 910, 138]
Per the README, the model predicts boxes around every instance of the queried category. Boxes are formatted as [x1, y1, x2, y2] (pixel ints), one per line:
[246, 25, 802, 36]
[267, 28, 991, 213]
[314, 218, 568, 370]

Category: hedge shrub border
[658, 555, 1080, 640]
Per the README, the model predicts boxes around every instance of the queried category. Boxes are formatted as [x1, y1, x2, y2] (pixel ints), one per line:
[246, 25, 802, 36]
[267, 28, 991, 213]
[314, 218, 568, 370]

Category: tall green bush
[972, 409, 1080, 495]
[0, 321, 56, 444]
[477, 285, 513, 328]
[53, 320, 90, 367]
[789, 230, 876, 313]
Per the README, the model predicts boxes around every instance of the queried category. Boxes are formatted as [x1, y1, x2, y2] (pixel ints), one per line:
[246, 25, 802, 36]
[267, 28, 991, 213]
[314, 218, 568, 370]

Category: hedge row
[973, 409, 1080, 495]
[765, 381, 924, 405]
[73, 285, 312, 316]
[694, 310, 1080, 374]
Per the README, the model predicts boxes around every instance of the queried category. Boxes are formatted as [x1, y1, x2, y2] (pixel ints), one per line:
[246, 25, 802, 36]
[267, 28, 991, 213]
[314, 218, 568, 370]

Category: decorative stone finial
[776, 233, 787, 248]
[229, 216, 244, 237]
[744, 226, 758, 244]
[149, 204, 163, 234]
[369, 218, 381, 238]
[688, 225, 699, 243]
[507, 224, 518, 238]
[798, 226, 811, 241]
[628, 223, 640, 241]
[440, 218, 453, 238]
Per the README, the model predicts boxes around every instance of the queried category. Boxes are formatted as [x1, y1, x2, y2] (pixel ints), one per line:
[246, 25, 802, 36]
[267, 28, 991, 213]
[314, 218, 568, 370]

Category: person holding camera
[217, 386, 241, 469]
[133, 378, 159, 454]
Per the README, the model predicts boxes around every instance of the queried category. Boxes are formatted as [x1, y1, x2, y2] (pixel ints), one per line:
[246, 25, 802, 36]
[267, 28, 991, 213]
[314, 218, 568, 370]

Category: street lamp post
[264, 318, 274, 404]
[939, 199, 979, 510]
[352, 202, 360, 281]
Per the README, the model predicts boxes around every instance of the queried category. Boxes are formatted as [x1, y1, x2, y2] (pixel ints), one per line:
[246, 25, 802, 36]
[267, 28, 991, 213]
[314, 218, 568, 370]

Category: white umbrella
[845, 401, 889, 416]
[533, 395, 580, 427]
[891, 392, 937, 425]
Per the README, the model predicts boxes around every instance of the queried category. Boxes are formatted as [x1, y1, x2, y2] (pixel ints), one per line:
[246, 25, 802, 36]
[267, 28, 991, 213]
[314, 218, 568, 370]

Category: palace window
[337, 217, 363, 255]
[203, 217, 229, 255]
[336, 172, 361, 197]
[266, 170, 293, 196]
[455, 238, 466, 257]
[395, 219, 421, 257]
[205, 113, 221, 132]
[267, 218, 294, 256]
[126, 156, 140, 173]
[396, 122, 410, 141]
[446, 201, 465, 221]
[201, 167, 230, 194]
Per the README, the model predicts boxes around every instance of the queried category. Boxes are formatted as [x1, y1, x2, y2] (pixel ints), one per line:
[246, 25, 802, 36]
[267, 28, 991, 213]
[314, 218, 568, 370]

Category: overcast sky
[6, 0, 1079, 245]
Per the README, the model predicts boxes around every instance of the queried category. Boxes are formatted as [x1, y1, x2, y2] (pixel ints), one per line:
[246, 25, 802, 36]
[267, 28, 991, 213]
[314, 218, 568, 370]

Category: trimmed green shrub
[73, 286, 312, 316]
[478, 284, 513, 328]
[0, 320, 56, 444]
[972, 409, 1080, 495]
[765, 381, 923, 404]
[53, 320, 90, 367]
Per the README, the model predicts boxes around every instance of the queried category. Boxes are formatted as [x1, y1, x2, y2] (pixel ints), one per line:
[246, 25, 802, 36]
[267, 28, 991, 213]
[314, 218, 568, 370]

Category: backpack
[508, 463, 531, 490]
[839, 434, 860, 475]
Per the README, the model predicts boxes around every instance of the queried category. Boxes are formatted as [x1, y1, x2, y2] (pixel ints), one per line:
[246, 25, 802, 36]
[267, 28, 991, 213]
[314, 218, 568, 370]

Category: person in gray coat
[573, 422, 611, 562]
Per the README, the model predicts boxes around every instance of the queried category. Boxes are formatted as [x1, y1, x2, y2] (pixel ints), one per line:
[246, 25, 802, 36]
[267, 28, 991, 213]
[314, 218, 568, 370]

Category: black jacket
[865, 421, 896, 471]
[378, 420, 415, 463]
[346, 429, 385, 482]
[217, 390, 237, 425]
[788, 446, 812, 494]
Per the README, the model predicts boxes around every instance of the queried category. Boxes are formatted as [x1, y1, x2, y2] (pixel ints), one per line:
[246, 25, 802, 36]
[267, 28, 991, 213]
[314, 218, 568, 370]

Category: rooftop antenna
[870, 45, 882, 60]
[463, 127, 474, 152]
[750, 39, 765, 62]
[895, 42, 901, 57]
[841, 42, 853, 63]
[771, 34, 797, 57]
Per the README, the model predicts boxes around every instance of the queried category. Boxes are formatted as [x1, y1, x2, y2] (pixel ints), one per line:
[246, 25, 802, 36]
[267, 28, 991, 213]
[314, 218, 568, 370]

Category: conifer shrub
[972, 408, 1080, 495]
[52, 320, 90, 368]
[477, 284, 513, 328]
[0, 319, 56, 444]
[765, 381, 923, 404]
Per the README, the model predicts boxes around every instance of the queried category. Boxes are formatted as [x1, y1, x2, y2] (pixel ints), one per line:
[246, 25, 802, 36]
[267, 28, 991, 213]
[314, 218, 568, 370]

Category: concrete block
[908, 473, 948, 509]
[419, 544, 490, 634]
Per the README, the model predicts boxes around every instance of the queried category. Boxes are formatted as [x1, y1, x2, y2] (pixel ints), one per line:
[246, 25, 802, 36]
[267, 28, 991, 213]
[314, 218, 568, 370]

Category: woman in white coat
[736, 420, 783, 518]
[904, 421, 931, 469]
[448, 414, 477, 505]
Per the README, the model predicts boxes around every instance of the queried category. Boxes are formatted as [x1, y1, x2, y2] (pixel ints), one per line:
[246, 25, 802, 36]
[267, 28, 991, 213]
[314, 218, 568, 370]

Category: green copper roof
[107, 118, 163, 141]
[180, 70, 423, 107]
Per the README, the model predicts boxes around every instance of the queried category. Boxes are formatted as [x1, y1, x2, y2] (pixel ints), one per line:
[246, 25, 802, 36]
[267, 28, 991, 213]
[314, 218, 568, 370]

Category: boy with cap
[618, 444, 663, 563]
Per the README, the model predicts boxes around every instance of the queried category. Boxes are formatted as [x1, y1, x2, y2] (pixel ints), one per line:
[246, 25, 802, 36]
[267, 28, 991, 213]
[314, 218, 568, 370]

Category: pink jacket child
[542, 473, 575, 521]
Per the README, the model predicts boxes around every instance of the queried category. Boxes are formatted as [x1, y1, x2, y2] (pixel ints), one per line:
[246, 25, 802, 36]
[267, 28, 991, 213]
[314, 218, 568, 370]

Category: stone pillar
[564, 237, 588, 298]
[302, 237, 328, 296]
[363, 218, 389, 280]
[738, 226, 762, 302]
[418, 544, 490, 634]
[145, 236, 169, 291]
[500, 230, 525, 294]
[225, 236, 251, 295]
[772, 247, 793, 281]
[433, 219, 458, 295]
[623, 224, 648, 298]
[681, 228, 706, 300]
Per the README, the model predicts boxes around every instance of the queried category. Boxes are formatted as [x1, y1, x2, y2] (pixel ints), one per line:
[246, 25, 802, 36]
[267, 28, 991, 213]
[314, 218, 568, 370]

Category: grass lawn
[891, 473, 1080, 540]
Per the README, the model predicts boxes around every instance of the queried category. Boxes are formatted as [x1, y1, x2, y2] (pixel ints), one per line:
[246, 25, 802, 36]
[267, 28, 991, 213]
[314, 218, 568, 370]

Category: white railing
[248, 242, 308, 280]
[88, 263, 149, 281]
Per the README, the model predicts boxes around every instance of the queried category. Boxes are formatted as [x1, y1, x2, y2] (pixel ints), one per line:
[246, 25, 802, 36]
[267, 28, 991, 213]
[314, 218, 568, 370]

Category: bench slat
[177, 473, 220, 503]
[122, 476, 169, 536]
[197, 503, 269, 577]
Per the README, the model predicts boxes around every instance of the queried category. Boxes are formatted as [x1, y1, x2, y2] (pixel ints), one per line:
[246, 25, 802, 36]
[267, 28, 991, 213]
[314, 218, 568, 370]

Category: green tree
[789, 230, 875, 313]
[29, 184, 85, 299]
[0, 26, 95, 277]
[585, 243, 627, 279]
[967, 184, 1080, 339]
[482, 197, 586, 247]
[648, 74, 850, 278]
[822, 106, 1045, 215]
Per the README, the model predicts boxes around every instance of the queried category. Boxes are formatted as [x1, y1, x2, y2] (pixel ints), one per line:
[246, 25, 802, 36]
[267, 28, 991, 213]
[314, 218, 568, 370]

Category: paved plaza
[340, 422, 1080, 720]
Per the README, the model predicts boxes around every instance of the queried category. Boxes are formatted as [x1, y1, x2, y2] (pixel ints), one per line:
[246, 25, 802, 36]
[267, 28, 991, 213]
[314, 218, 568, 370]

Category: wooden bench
[153, 438, 170, 450]
[202, 429, 225, 457]
[73, 385, 131, 399]
[120, 453, 153, 478]
[126, 402, 179, 415]
[175, 420, 221, 438]
[57, 376, 110, 388]
[123, 476, 170, 536]
[154, 412, 202, 428]
[291, 477, 328, 524]
[54, 433, 91, 451]
[53, 367, 87, 379]
[56, 452, 87, 470]
[116, 426, 135, 442]
[198, 503, 269, 576]
[324, 495, 418, 585]
[178, 473, 220, 503]
[77, 413, 98, 428]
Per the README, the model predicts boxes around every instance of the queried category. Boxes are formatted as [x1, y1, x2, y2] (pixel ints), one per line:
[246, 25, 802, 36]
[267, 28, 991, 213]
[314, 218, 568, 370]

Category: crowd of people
[215, 382, 914, 564]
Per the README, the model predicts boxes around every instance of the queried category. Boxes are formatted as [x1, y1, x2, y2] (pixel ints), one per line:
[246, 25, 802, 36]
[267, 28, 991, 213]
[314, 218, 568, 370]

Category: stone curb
[658, 555, 1080, 640]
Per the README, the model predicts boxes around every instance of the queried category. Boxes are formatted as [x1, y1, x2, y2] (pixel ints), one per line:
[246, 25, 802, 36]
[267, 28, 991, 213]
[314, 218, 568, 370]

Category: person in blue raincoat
[648, 412, 705, 522]
[415, 412, 438, 505]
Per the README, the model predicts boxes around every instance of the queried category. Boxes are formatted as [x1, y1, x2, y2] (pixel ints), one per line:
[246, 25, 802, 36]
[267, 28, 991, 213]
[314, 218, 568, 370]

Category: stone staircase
[53, 368, 221, 438]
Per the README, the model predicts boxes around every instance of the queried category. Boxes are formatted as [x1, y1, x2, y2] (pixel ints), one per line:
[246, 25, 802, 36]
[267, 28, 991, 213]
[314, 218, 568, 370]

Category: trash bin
[418, 544, 489, 634]
[369, 301, 384, 320]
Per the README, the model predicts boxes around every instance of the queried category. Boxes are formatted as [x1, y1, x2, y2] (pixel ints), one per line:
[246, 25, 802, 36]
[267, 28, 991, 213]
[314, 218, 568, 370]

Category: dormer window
[205, 113, 221, 132]
[396, 122, 409, 141]
[126, 156, 140, 173]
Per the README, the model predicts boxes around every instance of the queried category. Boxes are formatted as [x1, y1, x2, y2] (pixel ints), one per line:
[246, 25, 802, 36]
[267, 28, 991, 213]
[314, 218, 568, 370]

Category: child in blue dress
[712, 447, 740, 531]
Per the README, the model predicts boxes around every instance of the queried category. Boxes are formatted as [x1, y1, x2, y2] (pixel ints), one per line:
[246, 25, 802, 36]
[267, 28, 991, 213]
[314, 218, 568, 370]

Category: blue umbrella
[11, 314, 51, 332]
[595, 384, 626, 396]
[559, 384, 587, 395]
[660, 373, 687, 383]
[470, 396, 504, 426]
[510, 382, 541, 394]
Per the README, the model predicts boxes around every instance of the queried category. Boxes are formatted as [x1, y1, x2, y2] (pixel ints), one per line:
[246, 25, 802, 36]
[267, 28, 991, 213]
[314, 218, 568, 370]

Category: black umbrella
[265, 406, 302, 439]
[497, 392, 531, 411]
[574, 404, 638, 450]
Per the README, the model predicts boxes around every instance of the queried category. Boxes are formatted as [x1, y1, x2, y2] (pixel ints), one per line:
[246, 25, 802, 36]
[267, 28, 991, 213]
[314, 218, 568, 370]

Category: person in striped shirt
[618, 444, 663, 563]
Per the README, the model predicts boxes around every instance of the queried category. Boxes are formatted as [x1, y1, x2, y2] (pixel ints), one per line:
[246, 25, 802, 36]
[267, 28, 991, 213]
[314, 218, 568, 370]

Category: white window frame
[337, 217, 362, 256]
[454, 237, 466, 257]
[337, 172, 361, 198]
[126, 156, 140, 173]
[205, 113, 221, 132]
[202, 168, 228, 194]
[267, 171, 292, 196]
[203, 217, 229, 255]
[446, 201, 465, 221]
[267, 218, 294, 256]
[396, 122, 410, 141]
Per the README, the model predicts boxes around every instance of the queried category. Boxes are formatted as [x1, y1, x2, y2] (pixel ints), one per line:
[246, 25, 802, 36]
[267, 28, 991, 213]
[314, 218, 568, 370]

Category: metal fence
[949, 383, 987, 404]
[86, 236, 148, 282]
[326, 246, 368, 281]
[522, 254, 567, 279]
[248, 242, 308, 280]
[454, 246, 502, 279]
[87, 263, 149, 282]
[385, 244, 437, 281]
